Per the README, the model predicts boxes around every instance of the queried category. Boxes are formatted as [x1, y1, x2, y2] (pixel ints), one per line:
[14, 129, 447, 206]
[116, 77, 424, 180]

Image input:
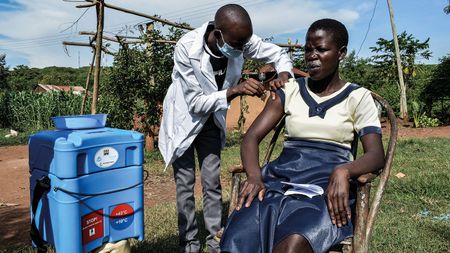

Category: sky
[0, 0, 449, 68]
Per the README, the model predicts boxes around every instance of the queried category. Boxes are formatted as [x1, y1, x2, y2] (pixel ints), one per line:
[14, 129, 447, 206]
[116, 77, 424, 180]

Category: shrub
[411, 100, 440, 128]
[415, 114, 440, 128]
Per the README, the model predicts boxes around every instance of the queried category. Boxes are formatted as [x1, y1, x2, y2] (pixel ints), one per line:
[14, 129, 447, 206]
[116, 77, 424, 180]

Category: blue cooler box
[29, 115, 144, 253]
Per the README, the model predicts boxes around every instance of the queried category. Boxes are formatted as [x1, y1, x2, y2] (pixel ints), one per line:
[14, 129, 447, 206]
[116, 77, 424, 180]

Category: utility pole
[387, 0, 408, 121]
[91, 0, 105, 114]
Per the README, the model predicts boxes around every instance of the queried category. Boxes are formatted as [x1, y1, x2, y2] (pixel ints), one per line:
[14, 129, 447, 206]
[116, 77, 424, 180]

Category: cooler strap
[30, 176, 51, 253]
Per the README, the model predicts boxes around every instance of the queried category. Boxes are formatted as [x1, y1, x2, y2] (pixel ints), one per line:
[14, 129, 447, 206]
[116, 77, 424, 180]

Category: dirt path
[0, 126, 449, 249]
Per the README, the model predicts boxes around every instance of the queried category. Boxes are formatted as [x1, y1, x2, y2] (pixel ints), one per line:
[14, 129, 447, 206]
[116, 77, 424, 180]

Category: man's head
[213, 4, 253, 57]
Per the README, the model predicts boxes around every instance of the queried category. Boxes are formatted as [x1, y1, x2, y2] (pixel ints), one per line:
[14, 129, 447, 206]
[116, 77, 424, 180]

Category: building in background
[34, 84, 86, 95]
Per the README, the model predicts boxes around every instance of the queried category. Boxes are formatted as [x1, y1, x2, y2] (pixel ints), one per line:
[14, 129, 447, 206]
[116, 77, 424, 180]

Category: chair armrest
[228, 164, 244, 173]
[356, 173, 378, 184]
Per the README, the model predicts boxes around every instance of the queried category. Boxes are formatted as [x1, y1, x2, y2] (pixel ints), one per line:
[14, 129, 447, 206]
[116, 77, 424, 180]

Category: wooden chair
[216, 92, 398, 253]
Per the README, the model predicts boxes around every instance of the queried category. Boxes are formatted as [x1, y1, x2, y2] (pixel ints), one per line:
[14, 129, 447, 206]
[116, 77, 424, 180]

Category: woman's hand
[236, 175, 266, 210]
[326, 166, 351, 227]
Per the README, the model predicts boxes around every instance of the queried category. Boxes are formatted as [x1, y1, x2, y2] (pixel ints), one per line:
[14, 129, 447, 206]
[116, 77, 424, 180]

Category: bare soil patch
[0, 125, 448, 249]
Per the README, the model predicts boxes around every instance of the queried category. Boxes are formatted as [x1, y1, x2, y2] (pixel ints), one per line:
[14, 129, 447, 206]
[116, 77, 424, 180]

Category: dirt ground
[0, 125, 449, 249]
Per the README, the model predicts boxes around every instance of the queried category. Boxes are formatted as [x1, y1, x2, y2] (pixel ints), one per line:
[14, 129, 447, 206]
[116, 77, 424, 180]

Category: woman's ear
[338, 46, 347, 61]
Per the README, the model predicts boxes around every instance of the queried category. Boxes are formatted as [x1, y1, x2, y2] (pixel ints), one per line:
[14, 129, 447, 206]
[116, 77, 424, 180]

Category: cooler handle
[30, 176, 51, 253]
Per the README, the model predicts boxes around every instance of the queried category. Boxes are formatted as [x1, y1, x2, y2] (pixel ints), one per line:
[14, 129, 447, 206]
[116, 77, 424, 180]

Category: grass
[1, 136, 449, 253]
[369, 138, 450, 252]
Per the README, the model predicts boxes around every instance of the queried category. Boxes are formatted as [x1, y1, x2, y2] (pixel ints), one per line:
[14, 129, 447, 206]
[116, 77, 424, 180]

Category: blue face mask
[216, 30, 243, 58]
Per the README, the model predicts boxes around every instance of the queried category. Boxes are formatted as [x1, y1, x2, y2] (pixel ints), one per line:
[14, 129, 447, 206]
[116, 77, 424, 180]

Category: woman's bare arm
[236, 92, 285, 210]
[326, 133, 385, 227]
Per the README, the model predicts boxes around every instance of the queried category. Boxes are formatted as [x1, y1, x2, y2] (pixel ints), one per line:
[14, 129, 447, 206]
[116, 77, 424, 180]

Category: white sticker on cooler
[94, 147, 119, 168]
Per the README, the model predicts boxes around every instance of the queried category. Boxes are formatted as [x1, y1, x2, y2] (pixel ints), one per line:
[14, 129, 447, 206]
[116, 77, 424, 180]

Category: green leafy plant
[370, 31, 432, 120]
[411, 100, 440, 128]
[416, 114, 440, 128]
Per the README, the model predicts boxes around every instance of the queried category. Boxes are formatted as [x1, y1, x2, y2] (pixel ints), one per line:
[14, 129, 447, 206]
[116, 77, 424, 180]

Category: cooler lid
[52, 114, 107, 130]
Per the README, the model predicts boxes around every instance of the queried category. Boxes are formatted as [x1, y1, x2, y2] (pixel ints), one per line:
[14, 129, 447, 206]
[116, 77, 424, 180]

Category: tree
[370, 31, 431, 119]
[6, 65, 89, 91]
[98, 25, 185, 150]
[340, 50, 379, 88]
[445, 0, 450, 14]
[7, 65, 41, 91]
[39, 66, 88, 87]
[0, 54, 8, 90]
[421, 56, 450, 122]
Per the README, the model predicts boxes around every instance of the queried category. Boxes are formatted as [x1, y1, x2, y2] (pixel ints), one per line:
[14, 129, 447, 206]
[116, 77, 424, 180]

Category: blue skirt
[220, 139, 356, 253]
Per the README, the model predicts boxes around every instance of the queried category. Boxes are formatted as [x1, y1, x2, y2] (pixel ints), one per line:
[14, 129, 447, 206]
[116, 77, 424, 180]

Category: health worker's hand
[268, 72, 290, 100]
[234, 78, 265, 97]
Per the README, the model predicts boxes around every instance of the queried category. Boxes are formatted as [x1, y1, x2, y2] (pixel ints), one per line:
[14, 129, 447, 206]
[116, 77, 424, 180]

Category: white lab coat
[158, 22, 293, 168]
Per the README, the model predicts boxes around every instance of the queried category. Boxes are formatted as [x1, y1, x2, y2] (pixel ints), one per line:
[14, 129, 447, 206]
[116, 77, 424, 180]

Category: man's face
[214, 25, 252, 51]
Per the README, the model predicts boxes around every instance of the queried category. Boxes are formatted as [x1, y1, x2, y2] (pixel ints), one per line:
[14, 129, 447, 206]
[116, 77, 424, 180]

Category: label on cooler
[110, 203, 134, 230]
[82, 210, 104, 245]
[94, 147, 119, 168]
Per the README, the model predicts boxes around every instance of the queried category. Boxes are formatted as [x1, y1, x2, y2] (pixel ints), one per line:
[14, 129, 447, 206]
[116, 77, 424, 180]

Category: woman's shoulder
[283, 77, 303, 94]
[347, 83, 372, 100]
[344, 83, 377, 112]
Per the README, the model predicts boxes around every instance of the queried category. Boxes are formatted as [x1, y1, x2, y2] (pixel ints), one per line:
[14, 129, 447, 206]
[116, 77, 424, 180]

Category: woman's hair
[307, 18, 348, 48]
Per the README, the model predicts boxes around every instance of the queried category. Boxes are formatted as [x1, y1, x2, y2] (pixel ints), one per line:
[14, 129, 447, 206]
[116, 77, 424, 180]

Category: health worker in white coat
[158, 4, 293, 253]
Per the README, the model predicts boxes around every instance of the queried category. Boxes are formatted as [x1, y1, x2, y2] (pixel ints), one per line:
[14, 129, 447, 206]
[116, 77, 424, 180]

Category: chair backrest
[360, 92, 398, 249]
[262, 114, 286, 166]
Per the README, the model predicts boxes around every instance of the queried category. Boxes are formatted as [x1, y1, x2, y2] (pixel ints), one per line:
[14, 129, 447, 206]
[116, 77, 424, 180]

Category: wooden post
[353, 183, 371, 253]
[62, 41, 115, 55]
[144, 22, 156, 151]
[91, 0, 105, 115]
[81, 52, 95, 115]
[238, 95, 248, 134]
[79, 31, 177, 44]
[146, 22, 156, 87]
[288, 38, 293, 59]
[387, 0, 408, 121]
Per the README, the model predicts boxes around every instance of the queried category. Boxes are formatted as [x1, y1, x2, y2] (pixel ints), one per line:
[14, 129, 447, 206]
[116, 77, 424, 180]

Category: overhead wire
[1, 0, 270, 51]
[161, 0, 230, 18]
[129, 0, 268, 33]
[356, 0, 378, 57]
[60, 5, 93, 33]
[163, 0, 237, 20]
[2, 0, 258, 46]
[104, 0, 264, 33]
[0, 1, 93, 50]
[100, 0, 234, 32]
[163, 0, 268, 22]
[99, 0, 229, 31]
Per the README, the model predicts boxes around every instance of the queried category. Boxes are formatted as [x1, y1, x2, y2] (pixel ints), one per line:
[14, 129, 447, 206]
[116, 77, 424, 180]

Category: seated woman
[220, 18, 385, 253]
